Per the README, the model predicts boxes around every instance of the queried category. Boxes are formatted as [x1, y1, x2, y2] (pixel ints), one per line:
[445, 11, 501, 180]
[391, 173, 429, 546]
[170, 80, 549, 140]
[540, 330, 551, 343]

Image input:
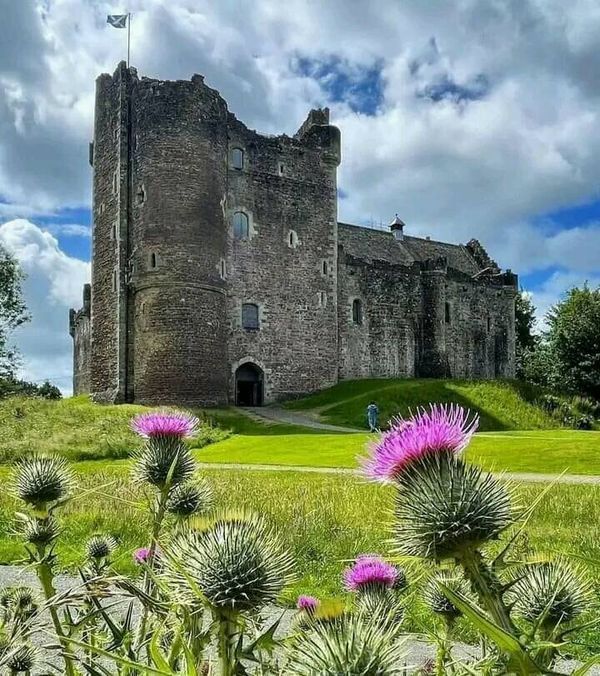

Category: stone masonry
[70, 62, 518, 406]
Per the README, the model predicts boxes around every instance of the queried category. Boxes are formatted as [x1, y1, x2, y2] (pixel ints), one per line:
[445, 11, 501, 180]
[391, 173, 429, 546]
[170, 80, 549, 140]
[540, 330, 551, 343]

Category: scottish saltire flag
[107, 14, 128, 28]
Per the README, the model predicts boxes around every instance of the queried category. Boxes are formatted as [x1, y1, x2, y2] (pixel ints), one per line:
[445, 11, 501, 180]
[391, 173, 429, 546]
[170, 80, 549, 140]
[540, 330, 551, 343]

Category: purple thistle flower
[343, 555, 399, 592]
[133, 547, 151, 565]
[361, 404, 479, 482]
[131, 411, 199, 439]
[297, 595, 319, 612]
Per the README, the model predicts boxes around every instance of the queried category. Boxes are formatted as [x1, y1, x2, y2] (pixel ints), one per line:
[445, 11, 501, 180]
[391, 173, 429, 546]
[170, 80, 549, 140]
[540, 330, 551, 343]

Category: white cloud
[0, 219, 90, 393]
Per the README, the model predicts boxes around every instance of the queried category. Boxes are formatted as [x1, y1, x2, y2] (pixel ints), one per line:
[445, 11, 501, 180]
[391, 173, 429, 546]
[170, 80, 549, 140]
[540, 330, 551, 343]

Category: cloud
[0, 219, 90, 393]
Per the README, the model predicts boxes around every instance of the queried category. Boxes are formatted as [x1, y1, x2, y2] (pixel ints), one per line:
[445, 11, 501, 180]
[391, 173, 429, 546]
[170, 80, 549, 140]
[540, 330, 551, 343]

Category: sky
[1, 0, 600, 394]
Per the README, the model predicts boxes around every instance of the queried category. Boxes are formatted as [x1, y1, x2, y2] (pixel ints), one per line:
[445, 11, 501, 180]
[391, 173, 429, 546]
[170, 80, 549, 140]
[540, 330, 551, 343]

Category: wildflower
[131, 411, 199, 439]
[86, 534, 118, 561]
[167, 479, 213, 517]
[297, 595, 319, 613]
[343, 555, 399, 592]
[134, 547, 151, 565]
[13, 455, 74, 510]
[423, 570, 471, 619]
[362, 404, 479, 482]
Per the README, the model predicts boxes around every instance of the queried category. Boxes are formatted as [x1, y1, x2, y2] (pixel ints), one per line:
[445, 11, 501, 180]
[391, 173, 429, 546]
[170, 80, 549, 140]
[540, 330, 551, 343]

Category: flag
[107, 14, 128, 28]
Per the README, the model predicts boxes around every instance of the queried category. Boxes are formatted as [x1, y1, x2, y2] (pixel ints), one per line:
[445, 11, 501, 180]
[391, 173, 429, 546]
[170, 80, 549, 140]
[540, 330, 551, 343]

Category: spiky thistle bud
[5, 644, 37, 673]
[6, 586, 38, 619]
[85, 534, 118, 561]
[509, 561, 592, 628]
[13, 455, 74, 511]
[167, 479, 213, 518]
[164, 512, 294, 611]
[132, 437, 195, 489]
[392, 453, 514, 561]
[18, 514, 60, 547]
[286, 613, 405, 675]
[423, 570, 471, 619]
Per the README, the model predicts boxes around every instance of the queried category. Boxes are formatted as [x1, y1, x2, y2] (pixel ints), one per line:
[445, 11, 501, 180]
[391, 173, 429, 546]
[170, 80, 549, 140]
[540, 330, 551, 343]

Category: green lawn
[0, 463, 598, 656]
[286, 378, 564, 431]
[198, 429, 600, 475]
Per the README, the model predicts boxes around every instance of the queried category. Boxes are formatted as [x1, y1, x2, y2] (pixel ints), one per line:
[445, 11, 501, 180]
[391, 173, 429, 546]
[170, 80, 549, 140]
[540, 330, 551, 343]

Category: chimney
[390, 214, 405, 241]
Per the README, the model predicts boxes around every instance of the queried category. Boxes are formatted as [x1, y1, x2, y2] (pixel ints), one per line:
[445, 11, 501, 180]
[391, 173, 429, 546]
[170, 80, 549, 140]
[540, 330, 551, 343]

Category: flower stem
[36, 554, 77, 676]
[217, 611, 238, 676]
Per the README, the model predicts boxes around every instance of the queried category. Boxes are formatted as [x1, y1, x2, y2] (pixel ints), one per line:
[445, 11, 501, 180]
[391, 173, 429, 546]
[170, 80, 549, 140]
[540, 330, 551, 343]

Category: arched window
[231, 147, 244, 170]
[233, 211, 249, 239]
[352, 299, 363, 325]
[242, 303, 259, 330]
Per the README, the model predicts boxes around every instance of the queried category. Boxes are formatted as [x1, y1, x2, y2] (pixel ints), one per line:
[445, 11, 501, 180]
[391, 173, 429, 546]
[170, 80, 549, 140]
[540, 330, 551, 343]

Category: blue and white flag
[107, 14, 128, 28]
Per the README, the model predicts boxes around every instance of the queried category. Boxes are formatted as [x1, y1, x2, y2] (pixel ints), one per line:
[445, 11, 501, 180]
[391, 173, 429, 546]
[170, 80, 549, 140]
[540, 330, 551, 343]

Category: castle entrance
[235, 363, 264, 407]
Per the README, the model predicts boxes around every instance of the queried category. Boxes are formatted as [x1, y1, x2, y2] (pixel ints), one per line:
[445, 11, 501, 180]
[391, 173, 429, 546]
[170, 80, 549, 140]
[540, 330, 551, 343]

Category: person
[366, 401, 379, 432]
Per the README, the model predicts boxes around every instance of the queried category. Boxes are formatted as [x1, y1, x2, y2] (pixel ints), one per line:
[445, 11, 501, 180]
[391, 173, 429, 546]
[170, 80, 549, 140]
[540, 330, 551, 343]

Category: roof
[338, 222, 482, 276]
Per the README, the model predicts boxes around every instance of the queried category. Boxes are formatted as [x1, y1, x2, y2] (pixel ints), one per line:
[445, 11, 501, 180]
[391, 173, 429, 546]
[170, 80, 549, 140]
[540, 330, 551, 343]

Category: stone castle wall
[70, 62, 517, 404]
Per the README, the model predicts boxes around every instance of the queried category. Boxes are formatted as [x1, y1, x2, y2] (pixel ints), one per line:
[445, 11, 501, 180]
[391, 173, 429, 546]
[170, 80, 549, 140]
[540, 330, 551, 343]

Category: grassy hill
[286, 378, 564, 431]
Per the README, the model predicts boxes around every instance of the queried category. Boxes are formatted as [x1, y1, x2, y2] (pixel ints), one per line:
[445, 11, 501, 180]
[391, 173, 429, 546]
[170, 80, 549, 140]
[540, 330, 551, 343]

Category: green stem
[217, 611, 238, 676]
[435, 617, 454, 676]
[458, 548, 517, 636]
[36, 556, 77, 676]
[134, 485, 171, 654]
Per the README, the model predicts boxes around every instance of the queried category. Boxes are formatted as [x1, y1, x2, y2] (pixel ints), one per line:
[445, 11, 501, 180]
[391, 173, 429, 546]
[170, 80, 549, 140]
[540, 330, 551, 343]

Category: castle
[70, 62, 518, 406]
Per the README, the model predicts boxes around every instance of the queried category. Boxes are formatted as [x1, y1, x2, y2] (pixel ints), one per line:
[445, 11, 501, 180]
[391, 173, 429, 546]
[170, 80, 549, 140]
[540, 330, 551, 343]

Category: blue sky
[1, 0, 600, 391]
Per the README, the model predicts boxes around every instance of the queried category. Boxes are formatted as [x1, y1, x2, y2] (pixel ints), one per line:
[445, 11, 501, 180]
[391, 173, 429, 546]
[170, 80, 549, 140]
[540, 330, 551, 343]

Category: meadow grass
[0, 464, 598, 655]
[286, 378, 562, 431]
[198, 429, 600, 475]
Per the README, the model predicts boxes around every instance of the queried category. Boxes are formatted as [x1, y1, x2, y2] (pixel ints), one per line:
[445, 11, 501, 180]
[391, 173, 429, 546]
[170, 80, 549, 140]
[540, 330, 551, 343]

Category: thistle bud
[13, 455, 74, 511]
[86, 534, 118, 561]
[167, 479, 213, 518]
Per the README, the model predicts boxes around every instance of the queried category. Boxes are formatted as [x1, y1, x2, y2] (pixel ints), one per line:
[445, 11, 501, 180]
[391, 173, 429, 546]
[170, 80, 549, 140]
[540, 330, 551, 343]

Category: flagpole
[127, 13, 131, 67]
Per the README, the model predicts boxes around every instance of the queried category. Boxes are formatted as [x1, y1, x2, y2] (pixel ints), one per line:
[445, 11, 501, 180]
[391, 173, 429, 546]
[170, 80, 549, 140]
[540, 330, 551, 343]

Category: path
[239, 406, 363, 433]
[199, 461, 600, 485]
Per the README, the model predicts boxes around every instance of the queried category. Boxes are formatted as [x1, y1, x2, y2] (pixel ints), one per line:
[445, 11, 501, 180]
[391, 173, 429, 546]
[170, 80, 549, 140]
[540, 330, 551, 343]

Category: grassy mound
[286, 379, 561, 431]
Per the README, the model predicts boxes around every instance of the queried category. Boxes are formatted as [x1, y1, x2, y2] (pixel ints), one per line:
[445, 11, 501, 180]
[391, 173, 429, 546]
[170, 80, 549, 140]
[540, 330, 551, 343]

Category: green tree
[0, 243, 29, 377]
[515, 291, 538, 379]
[547, 285, 600, 399]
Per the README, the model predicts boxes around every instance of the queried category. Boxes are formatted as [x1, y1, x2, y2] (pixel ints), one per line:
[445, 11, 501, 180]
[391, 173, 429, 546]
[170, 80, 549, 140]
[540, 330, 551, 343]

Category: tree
[0, 243, 29, 377]
[547, 285, 600, 400]
[514, 291, 538, 379]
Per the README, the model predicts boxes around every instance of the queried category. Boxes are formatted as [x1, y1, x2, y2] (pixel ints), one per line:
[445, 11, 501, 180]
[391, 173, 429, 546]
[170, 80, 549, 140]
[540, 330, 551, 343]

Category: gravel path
[238, 406, 363, 432]
[199, 461, 600, 485]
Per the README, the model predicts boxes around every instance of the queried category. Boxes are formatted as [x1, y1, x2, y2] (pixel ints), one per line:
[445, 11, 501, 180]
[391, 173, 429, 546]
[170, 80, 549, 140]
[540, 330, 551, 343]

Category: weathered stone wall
[128, 74, 229, 405]
[225, 110, 340, 402]
[69, 284, 91, 394]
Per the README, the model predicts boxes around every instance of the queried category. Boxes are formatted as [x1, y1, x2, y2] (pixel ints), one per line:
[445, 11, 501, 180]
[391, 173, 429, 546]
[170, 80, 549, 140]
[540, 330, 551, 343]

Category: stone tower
[77, 62, 341, 405]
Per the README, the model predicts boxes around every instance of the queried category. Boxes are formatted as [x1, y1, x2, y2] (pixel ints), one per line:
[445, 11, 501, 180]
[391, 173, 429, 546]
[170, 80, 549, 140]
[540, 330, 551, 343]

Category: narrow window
[231, 147, 244, 170]
[352, 299, 363, 325]
[445, 302, 451, 324]
[111, 222, 118, 240]
[233, 211, 249, 239]
[278, 163, 284, 175]
[242, 303, 259, 330]
[149, 252, 157, 269]
[136, 186, 145, 204]
[112, 270, 118, 292]
[487, 316, 491, 332]
[288, 230, 298, 248]
[319, 291, 327, 307]
[322, 260, 328, 276]
[219, 259, 227, 279]
[112, 170, 118, 193]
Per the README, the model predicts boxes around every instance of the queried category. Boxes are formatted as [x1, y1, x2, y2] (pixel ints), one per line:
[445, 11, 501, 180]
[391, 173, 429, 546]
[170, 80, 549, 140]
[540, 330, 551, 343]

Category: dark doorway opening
[235, 362, 264, 406]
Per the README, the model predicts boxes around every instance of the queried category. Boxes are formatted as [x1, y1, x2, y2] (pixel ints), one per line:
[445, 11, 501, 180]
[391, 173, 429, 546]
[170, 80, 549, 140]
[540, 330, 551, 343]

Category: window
[149, 252, 157, 269]
[136, 186, 145, 204]
[487, 316, 491, 332]
[219, 259, 227, 279]
[445, 302, 451, 324]
[231, 147, 244, 170]
[322, 260, 328, 276]
[242, 303, 259, 330]
[352, 299, 363, 325]
[233, 211, 249, 239]
[288, 229, 298, 248]
[111, 222, 118, 240]
[112, 270, 118, 292]
[278, 163, 284, 175]
[319, 291, 327, 307]
[112, 170, 118, 194]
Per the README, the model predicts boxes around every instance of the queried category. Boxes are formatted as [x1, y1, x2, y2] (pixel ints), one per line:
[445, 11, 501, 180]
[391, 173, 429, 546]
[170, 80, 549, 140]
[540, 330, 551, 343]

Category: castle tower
[89, 63, 229, 405]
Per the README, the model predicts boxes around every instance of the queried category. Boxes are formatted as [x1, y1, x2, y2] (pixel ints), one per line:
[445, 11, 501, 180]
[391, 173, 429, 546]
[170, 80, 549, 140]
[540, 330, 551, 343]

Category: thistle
[132, 436, 195, 489]
[167, 478, 213, 518]
[423, 570, 471, 619]
[164, 512, 294, 611]
[85, 534, 118, 561]
[133, 547, 152, 565]
[296, 595, 319, 613]
[13, 455, 74, 511]
[18, 514, 61, 547]
[131, 411, 199, 439]
[510, 561, 592, 629]
[392, 453, 513, 560]
[4, 644, 37, 673]
[362, 404, 479, 482]
[286, 613, 406, 675]
[343, 555, 400, 593]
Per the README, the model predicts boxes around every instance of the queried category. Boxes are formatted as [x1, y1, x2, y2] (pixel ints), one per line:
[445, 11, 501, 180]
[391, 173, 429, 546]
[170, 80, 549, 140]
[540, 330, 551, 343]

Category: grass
[198, 429, 600, 475]
[0, 463, 598, 656]
[286, 378, 563, 431]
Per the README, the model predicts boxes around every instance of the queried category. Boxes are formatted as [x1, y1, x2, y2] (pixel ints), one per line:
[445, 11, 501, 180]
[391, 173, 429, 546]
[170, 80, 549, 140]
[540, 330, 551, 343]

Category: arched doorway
[235, 362, 264, 406]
